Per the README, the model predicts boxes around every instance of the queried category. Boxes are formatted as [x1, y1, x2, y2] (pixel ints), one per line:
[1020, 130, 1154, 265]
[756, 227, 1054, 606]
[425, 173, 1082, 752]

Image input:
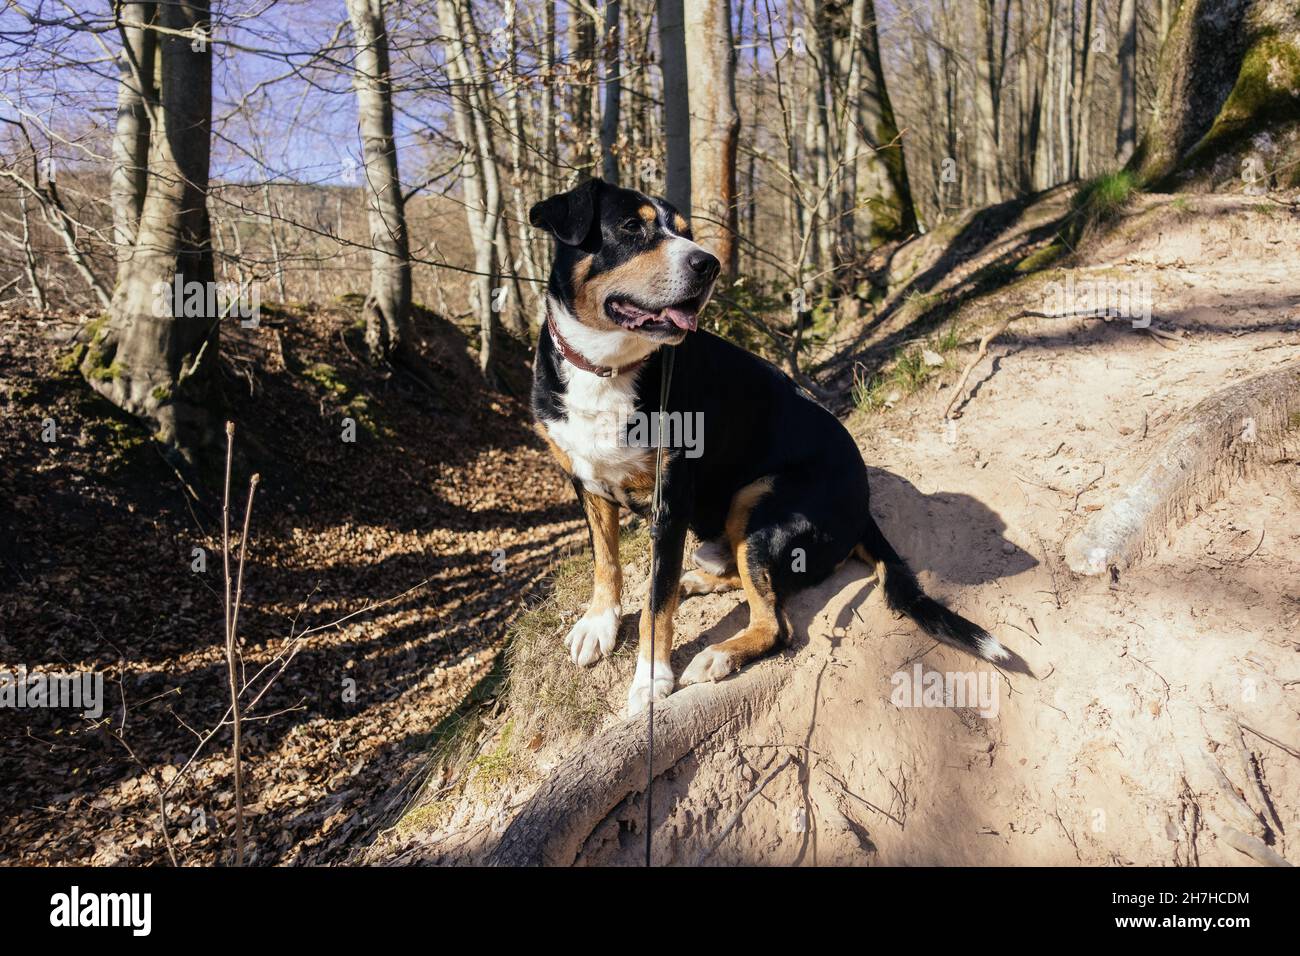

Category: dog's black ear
[529, 178, 602, 246]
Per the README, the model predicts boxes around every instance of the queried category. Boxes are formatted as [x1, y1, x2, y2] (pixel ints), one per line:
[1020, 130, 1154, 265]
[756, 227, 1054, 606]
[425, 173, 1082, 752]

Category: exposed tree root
[1064, 361, 1300, 575]
[483, 661, 792, 866]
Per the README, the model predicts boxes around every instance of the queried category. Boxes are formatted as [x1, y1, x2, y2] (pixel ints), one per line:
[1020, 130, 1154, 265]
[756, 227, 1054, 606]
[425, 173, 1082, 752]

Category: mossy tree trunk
[84, 0, 218, 469]
[1129, 0, 1300, 190]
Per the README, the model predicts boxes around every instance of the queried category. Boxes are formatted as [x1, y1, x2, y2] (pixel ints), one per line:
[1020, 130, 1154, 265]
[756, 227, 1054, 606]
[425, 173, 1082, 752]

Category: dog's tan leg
[566, 491, 623, 666]
[626, 504, 690, 716]
[627, 578, 680, 713]
[680, 538, 784, 685]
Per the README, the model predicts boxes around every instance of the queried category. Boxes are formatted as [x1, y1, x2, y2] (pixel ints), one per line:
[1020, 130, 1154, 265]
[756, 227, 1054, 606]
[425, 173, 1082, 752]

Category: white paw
[692, 539, 733, 575]
[679, 646, 736, 686]
[566, 605, 620, 667]
[626, 657, 674, 716]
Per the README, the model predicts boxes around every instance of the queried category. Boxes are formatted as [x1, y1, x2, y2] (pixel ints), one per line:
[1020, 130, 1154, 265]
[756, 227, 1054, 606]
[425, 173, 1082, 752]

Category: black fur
[530, 178, 1003, 671]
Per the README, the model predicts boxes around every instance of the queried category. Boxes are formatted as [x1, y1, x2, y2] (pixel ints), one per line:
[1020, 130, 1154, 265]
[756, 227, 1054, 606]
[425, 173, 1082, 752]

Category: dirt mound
[373, 191, 1300, 867]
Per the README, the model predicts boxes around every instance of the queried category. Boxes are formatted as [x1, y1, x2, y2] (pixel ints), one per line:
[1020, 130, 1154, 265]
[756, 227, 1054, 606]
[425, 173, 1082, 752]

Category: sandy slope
[379, 194, 1300, 867]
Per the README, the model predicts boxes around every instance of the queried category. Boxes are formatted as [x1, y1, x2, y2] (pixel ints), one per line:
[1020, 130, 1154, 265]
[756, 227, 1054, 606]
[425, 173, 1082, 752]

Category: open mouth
[604, 294, 705, 334]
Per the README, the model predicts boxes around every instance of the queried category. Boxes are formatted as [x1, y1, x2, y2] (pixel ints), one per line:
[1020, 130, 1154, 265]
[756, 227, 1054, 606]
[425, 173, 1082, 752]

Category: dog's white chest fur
[546, 367, 651, 505]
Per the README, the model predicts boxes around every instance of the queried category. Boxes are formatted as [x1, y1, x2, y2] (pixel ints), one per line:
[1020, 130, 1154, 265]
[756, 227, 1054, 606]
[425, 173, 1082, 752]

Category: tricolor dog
[529, 178, 1007, 715]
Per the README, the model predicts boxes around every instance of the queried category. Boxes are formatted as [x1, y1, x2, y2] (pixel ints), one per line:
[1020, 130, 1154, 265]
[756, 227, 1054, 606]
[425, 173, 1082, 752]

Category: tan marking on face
[673, 213, 689, 234]
[572, 244, 676, 328]
[638, 204, 656, 222]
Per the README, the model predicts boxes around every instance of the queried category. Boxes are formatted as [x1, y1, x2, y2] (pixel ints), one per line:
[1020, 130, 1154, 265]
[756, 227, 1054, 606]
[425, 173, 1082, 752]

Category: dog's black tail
[857, 515, 1008, 663]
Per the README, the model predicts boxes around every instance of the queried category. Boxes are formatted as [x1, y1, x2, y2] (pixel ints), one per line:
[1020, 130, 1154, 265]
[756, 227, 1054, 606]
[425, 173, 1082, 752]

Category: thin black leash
[646, 344, 675, 867]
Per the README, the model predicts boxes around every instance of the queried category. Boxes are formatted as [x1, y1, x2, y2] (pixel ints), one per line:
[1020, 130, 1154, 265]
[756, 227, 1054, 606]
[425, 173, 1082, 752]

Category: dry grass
[501, 523, 649, 749]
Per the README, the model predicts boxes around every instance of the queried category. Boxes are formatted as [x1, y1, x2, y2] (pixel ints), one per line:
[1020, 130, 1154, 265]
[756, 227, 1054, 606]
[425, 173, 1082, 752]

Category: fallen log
[1064, 361, 1300, 575]
[483, 660, 792, 866]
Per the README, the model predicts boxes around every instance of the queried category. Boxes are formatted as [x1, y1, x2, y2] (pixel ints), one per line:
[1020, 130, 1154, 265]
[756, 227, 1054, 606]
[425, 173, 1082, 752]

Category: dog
[528, 178, 1007, 716]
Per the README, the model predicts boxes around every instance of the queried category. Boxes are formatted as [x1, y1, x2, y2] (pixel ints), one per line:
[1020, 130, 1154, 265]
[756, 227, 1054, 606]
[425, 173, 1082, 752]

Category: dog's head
[529, 178, 720, 345]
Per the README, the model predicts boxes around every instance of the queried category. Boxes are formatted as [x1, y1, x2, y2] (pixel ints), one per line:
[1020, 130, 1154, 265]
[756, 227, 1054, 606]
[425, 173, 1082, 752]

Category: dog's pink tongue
[662, 306, 698, 332]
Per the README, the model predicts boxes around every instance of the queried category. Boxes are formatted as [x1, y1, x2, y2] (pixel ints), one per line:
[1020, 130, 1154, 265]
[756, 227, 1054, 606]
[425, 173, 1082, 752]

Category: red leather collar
[547, 309, 649, 379]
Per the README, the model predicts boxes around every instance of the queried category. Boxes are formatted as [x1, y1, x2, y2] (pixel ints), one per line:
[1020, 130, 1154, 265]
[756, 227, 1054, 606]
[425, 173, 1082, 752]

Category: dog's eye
[621, 217, 646, 235]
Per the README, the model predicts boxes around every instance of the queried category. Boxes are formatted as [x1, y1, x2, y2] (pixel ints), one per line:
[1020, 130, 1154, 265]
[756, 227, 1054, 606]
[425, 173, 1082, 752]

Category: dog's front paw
[626, 658, 674, 716]
[566, 605, 620, 667]
[679, 646, 736, 686]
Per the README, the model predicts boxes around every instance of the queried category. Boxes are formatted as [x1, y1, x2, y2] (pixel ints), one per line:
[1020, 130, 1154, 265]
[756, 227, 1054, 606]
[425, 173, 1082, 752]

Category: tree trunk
[111, 1, 155, 253]
[658, 0, 692, 213]
[346, 0, 413, 364]
[684, 0, 740, 275]
[1033, 0, 1058, 190]
[857, 0, 917, 238]
[438, 0, 503, 384]
[1130, 0, 1300, 191]
[18, 194, 45, 311]
[1115, 0, 1139, 163]
[974, 0, 1002, 203]
[85, 0, 217, 469]
[600, 0, 622, 182]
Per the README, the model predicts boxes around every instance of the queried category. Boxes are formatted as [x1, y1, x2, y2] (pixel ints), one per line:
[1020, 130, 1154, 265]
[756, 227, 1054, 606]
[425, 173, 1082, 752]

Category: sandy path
[570, 196, 1300, 866]
[380, 195, 1300, 867]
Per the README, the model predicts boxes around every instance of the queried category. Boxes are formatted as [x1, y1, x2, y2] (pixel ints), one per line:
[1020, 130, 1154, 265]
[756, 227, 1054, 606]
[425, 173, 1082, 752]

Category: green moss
[468, 720, 519, 793]
[302, 362, 392, 439]
[150, 385, 171, 402]
[1016, 242, 1067, 273]
[85, 360, 122, 382]
[1180, 31, 1300, 184]
[57, 344, 87, 374]
[392, 801, 455, 837]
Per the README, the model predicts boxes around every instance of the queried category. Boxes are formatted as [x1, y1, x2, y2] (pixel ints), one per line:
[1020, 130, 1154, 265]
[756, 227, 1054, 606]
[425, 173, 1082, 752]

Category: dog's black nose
[688, 249, 720, 281]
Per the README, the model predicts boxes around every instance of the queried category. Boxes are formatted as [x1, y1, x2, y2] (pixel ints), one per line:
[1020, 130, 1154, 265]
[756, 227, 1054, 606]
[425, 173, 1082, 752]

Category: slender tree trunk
[1068, 0, 1094, 180]
[439, 0, 503, 383]
[1116, 0, 1139, 163]
[261, 183, 287, 303]
[111, 1, 155, 253]
[346, 0, 412, 363]
[18, 194, 45, 311]
[600, 0, 622, 182]
[1032, 0, 1057, 189]
[658, 0, 691, 212]
[974, 0, 1002, 203]
[85, 0, 217, 468]
[684, 0, 740, 275]
[504, 0, 538, 334]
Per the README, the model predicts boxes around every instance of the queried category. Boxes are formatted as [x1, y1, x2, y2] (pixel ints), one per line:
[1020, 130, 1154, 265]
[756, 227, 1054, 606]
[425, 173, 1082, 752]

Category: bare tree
[83, 0, 218, 468]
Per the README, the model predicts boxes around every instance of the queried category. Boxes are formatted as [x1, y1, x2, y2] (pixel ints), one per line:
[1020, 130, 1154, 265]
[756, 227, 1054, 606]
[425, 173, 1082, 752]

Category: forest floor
[368, 190, 1300, 866]
[0, 300, 583, 865]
